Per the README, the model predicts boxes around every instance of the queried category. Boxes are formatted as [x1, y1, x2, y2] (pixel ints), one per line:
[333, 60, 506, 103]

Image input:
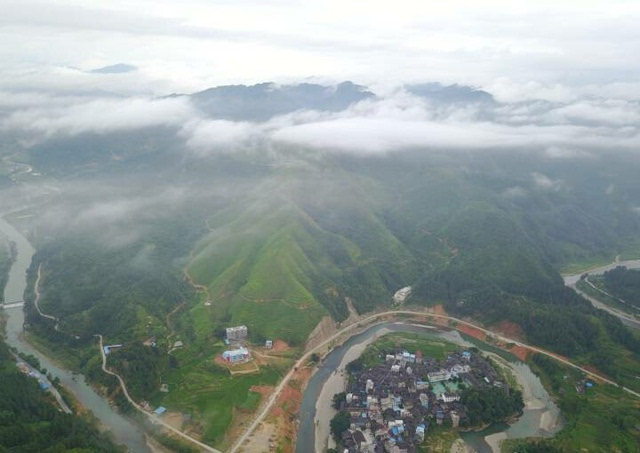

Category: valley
[1, 81, 640, 453]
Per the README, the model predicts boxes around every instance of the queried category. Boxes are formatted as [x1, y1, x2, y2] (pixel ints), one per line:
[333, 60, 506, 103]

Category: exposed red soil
[432, 304, 448, 316]
[456, 323, 487, 341]
[508, 344, 529, 361]
[264, 367, 311, 453]
[427, 305, 451, 327]
[214, 355, 229, 367]
[581, 363, 612, 382]
[272, 339, 290, 353]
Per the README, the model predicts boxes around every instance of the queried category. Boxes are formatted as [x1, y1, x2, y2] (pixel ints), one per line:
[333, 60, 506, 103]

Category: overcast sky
[2, 0, 639, 97]
[2, 0, 639, 158]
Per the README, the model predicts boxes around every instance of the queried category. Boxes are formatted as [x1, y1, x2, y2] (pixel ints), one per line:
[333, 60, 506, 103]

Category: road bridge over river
[1, 300, 25, 309]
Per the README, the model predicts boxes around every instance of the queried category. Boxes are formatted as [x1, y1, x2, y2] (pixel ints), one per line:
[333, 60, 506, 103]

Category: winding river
[564, 259, 640, 330]
[296, 322, 561, 453]
[0, 215, 150, 453]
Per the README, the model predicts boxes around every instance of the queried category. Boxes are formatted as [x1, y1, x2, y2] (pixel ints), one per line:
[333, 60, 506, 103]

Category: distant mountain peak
[406, 82, 495, 104]
[189, 81, 375, 121]
[89, 63, 138, 74]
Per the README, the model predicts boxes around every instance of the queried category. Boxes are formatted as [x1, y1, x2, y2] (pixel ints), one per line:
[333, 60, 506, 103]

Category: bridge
[1, 301, 25, 309]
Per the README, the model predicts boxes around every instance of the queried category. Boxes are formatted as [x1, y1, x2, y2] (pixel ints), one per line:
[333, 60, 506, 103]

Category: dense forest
[602, 266, 640, 309]
[0, 337, 125, 452]
[19, 147, 640, 404]
[27, 234, 194, 341]
[460, 387, 524, 427]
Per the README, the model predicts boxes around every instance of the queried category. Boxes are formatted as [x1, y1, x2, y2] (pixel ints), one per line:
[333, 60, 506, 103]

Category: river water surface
[296, 322, 561, 453]
[0, 215, 150, 453]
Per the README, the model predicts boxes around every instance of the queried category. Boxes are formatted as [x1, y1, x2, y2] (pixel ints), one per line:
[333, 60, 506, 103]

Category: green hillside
[187, 168, 420, 344]
[14, 141, 640, 445]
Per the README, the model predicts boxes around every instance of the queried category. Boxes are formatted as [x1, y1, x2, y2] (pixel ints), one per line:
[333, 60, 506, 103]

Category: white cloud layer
[2, 86, 639, 156]
[2, 1, 640, 96]
[2, 97, 194, 136]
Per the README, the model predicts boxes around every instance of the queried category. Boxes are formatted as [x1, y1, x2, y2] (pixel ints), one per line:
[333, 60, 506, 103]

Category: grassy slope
[158, 340, 293, 448]
[187, 168, 420, 345]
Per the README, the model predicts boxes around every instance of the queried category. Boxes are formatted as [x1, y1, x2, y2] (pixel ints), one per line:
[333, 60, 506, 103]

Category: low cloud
[531, 172, 563, 191]
[503, 186, 528, 198]
[268, 91, 640, 154]
[2, 96, 194, 137]
[35, 181, 191, 249]
[272, 117, 519, 153]
[182, 119, 261, 155]
[1, 82, 639, 158]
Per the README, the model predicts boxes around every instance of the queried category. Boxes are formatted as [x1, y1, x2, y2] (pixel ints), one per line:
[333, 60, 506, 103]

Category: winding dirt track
[33, 264, 58, 324]
[29, 264, 72, 414]
[95, 334, 224, 453]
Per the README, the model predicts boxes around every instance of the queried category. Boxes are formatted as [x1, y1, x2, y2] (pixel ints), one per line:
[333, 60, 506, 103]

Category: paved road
[563, 259, 640, 330]
[96, 335, 224, 453]
[574, 280, 640, 330]
[229, 308, 640, 453]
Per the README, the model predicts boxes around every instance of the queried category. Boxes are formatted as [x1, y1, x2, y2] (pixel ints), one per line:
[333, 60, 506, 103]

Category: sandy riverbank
[450, 438, 475, 453]
[485, 432, 507, 452]
[314, 327, 393, 453]
[486, 354, 545, 410]
[482, 355, 560, 451]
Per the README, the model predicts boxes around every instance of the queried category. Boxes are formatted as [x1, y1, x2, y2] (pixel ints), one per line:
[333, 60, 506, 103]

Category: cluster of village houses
[15, 360, 50, 390]
[337, 349, 503, 453]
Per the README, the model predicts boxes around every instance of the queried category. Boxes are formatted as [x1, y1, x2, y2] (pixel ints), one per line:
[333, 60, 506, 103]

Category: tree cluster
[461, 387, 524, 426]
[0, 339, 125, 452]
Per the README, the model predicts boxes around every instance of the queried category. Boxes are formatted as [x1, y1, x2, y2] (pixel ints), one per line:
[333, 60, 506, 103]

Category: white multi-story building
[427, 369, 451, 382]
[226, 325, 248, 341]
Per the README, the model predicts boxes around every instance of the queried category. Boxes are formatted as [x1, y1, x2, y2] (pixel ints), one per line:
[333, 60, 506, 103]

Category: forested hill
[6, 81, 640, 403]
[24, 146, 640, 363]
[601, 266, 640, 309]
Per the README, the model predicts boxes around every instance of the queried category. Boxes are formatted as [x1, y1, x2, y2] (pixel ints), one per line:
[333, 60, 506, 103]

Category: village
[335, 347, 505, 453]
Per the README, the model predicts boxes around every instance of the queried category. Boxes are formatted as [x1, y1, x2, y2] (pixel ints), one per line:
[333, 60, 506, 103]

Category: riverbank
[563, 259, 640, 330]
[479, 355, 562, 452]
[0, 213, 151, 453]
[314, 327, 394, 452]
[303, 321, 562, 453]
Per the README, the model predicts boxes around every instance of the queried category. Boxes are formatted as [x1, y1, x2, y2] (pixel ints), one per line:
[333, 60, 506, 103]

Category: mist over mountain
[1, 76, 640, 451]
[3, 3, 640, 451]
